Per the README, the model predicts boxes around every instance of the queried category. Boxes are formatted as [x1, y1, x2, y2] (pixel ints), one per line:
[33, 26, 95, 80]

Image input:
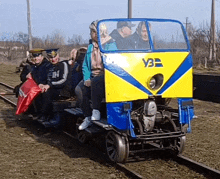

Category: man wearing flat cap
[109, 21, 135, 50]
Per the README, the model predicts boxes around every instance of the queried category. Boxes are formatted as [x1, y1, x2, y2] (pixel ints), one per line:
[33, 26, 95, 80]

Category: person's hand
[43, 84, 50, 92]
[84, 79, 91, 87]
[26, 73, 32, 79]
[38, 84, 50, 93]
[39, 84, 44, 91]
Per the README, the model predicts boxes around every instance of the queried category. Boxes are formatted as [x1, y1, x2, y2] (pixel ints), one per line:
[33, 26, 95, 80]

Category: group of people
[19, 48, 73, 125]
[78, 20, 151, 130]
[18, 20, 151, 129]
[107, 20, 150, 50]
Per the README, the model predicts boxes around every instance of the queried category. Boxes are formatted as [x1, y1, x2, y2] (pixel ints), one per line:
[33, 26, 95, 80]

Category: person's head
[117, 21, 135, 38]
[29, 48, 44, 65]
[137, 22, 150, 41]
[26, 51, 35, 65]
[100, 23, 112, 44]
[89, 20, 99, 42]
[100, 23, 108, 38]
[45, 48, 60, 65]
[70, 48, 77, 60]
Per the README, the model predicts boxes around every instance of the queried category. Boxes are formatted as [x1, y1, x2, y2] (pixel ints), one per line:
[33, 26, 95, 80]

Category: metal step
[92, 119, 112, 129]
[84, 124, 106, 135]
[64, 108, 83, 116]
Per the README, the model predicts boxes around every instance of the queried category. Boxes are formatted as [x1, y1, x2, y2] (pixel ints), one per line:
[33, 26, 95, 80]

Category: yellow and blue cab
[87, 18, 195, 163]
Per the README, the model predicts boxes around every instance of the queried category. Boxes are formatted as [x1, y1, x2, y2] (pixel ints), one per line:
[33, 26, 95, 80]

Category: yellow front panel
[104, 52, 192, 102]
[161, 68, 193, 97]
[105, 69, 149, 102]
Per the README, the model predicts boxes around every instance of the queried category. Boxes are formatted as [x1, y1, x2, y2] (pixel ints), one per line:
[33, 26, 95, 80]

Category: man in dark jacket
[26, 49, 53, 115]
[30, 49, 53, 85]
[38, 48, 71, 126]
[109, 21, 135, 50]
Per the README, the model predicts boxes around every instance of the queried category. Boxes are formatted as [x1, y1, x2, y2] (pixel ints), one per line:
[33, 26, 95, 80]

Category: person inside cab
[78, 20, 105, 130]
[37, 48, 71, 125]
[99, 23, 117, 51]
[109, 21, 135, 50]
[127, 21, 151, 50]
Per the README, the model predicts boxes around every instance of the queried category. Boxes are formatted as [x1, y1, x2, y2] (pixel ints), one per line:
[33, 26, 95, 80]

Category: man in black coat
[26, 49, 52, 115]
[38, 48, 71, 126]
[109, 21, 135, 50]
[30, 49, 53, 85]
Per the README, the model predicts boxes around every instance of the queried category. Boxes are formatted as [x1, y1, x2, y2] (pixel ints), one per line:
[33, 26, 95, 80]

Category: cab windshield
[97, 19, 189, 52]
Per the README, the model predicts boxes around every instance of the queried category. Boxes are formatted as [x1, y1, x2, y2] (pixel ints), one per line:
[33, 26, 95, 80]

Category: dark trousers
[81, 75, 105, 117]
[40, 88, 60, 116]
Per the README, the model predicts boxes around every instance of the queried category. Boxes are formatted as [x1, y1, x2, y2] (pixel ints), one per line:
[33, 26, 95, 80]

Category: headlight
[147, 74, 164, 90]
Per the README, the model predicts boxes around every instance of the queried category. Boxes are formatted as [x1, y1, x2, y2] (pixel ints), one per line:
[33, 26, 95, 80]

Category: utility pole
[128, 0, 132, 18]
[27, 0, 32, 50]
[209, 0, 217, 63]
[184, 17, 191, 34]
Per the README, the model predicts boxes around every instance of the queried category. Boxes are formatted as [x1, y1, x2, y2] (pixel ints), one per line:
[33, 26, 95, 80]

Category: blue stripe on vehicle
[103, 59, 152, 96]
[157, 54, 192, 95]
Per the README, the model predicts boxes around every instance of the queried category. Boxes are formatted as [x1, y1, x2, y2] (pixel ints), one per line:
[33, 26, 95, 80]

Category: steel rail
[116, 163, 145, 179]
[150, 143, 220, 178]
[0, 82, 17, 107]
[0, 82, 15, 90]
[0, 94, 17, 107]
[175, 155, 220, 178]
[63, 131, 146, 179]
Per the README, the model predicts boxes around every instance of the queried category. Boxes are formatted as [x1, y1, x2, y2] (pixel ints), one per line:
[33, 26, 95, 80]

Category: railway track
[0, 82, 17, 107]
[174, 155, 220, 178]
[1, 81, 220, 178]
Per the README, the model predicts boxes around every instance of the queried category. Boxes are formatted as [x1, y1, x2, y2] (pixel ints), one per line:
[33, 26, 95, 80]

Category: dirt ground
[0, 63, 128, 179]
[0, 105, 128, 179]
[184, 99, 220, 170]
[0, 63, 220, 178]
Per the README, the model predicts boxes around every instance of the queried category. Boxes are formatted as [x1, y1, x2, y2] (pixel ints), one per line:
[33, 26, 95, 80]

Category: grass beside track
[0, 63, 20, 87]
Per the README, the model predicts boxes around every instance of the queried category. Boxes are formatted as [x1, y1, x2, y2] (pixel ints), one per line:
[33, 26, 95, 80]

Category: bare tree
[188, 23, 211, 67]
[50, 30, 65, 46]
[74, 35, 83, 45]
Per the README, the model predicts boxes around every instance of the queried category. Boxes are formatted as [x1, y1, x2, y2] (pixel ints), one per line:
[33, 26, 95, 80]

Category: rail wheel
[105, 131, 129, 163]
[162, 117, 186, 155]
[174, 136, 186, 155]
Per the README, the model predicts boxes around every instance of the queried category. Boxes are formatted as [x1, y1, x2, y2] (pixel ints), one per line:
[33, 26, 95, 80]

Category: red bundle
[16, 78, 42, 115]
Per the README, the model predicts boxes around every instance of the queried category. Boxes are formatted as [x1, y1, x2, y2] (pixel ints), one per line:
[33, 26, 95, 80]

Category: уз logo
[142, 58, 163, 68]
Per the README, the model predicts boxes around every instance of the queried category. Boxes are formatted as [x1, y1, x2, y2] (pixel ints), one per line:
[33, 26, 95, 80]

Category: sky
[0, 0, 220, 42]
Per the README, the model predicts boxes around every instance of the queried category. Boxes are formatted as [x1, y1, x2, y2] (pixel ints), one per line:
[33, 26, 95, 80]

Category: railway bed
[1, 82, 220, 178]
